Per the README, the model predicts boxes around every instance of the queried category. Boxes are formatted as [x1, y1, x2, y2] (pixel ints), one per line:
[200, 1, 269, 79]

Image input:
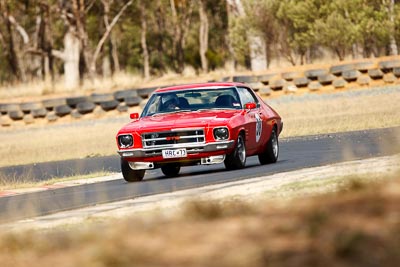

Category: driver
[162, 94, 180, 111]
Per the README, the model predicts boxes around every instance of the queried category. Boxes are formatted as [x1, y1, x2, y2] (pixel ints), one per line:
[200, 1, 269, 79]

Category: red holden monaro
[116, 82, 283, 182]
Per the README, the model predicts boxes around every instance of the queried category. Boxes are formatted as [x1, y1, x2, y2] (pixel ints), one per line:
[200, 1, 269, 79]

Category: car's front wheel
[224, 134, 246, 170]
[258, 127, 279, 165]
[121, 158, 145, 182]
[161, 163, 181, 177]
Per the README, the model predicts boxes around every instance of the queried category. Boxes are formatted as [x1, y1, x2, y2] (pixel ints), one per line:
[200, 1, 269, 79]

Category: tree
[198, 0, 209, 72]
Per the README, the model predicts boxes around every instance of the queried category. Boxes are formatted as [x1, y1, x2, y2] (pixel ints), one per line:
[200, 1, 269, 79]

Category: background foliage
[0, 0, 399, 85]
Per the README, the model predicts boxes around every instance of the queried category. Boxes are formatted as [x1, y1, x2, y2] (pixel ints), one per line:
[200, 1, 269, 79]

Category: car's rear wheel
[121, 158, 145, 182]
[161, 163, 181, 177]
[258, 127, 279, 164]
[224, 134, 246, 170]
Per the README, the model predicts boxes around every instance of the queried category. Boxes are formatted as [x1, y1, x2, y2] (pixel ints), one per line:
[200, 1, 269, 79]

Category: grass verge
[0, 171, 399, 267]
[0, 171, 112, 191]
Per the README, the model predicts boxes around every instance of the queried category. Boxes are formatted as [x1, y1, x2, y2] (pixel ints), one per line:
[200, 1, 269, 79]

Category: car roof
[155, 82, 247, 93]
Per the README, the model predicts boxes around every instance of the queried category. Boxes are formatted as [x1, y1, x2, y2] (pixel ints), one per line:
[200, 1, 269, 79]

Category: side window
[237, 87, 259, 108]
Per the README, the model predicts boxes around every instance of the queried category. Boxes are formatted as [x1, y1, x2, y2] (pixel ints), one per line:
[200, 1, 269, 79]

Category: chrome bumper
[118, 140, 235, 158]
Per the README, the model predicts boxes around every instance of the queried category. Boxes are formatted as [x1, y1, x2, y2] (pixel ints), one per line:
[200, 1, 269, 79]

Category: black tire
[378, 59, 400, 71]
[304, 69, 328, 80]
[332, 77, 347, 89]
[281, 71, 301, 81]
[90, 93, 114, 104]
[20, 102, 43, 113]
[9, 110, 24, 120]
[293, 77, 310, 88]
[54, 105, 72, 117]
[368, 68, 384, 80]
[355, 61, 374, 73]
[161, 163, 181, 177]
[114, 89, 138, 101]
[232, 75, 257, 83]
[77, 101, 96, 114]
[66, 96, 89, 108]
[121, 158, 145, 182]
[125, 96, 143, 107]
[318, 74, 335, 85]
[31, 107, 47, 118]
[269, 79, 286, 91]
[1, 103, 20, 113]
[42, 98, 67, 110]
[100, 100, 119, 111]
[257, 73, 278, 85]
[138, 87, 157, 99]
[393, 67, 400, 77]
[258, 128, 279, 165]
[224, 134, 246, 170]
[329, 63, 355, 76]
[342, 70, 360, 82]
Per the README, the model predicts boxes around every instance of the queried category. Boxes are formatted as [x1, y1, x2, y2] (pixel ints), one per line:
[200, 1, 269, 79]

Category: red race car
[116, 82, 283, 182]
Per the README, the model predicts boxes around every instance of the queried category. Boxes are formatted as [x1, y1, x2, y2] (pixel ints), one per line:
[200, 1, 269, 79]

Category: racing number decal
[255, 113, 262, 142]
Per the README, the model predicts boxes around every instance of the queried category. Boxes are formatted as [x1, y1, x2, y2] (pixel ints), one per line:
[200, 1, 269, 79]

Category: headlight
[213, 127, 229, 140]
[118, 134, 133, 148]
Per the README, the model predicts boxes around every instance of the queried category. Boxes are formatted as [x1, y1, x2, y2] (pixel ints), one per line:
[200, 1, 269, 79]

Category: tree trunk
[199, 0, 208, 73]
[63, 27, 80, 90]
[0, 3, 23, 81]
[169, 0, 194, 73]
[388, 0, 398, 55]
[140, 0, 150, 79]
[227, 0, 268, 71]
[225, 0, 235, 73]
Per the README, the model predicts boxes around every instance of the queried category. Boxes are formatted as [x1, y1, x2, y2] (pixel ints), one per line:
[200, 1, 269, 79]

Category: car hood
[120, 110, 242, 133]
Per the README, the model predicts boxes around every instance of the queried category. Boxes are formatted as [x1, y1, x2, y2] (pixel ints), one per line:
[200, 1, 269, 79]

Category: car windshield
[141, 87, 242, 117]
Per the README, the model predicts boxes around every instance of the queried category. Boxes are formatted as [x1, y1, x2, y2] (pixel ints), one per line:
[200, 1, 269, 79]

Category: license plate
[162, 148, 187, 159]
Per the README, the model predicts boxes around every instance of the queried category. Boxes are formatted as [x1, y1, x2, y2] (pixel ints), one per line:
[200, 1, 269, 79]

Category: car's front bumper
[118, 140, 235, 159]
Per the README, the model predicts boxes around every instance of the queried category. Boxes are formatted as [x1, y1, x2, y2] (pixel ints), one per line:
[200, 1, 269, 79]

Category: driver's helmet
[162, 94, 179, 109]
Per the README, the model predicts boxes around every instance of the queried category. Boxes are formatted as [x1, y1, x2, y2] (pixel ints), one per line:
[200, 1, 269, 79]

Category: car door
[237, 87, 263, 153]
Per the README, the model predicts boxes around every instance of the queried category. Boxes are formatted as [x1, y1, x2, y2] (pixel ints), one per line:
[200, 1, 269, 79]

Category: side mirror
[130, 113, 139, 120]
[244, 102, 257, 110]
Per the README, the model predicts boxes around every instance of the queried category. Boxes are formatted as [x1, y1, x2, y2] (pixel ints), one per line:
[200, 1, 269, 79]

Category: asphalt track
[0, 127, 399, 223]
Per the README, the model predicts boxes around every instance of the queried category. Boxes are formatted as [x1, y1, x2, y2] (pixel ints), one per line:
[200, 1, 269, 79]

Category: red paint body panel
[116, 82, 282, 166]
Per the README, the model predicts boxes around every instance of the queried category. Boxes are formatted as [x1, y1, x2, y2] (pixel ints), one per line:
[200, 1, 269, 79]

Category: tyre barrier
[9, 110, 24, 120]
[42, 98, 67, 110]
[329, 63, 355, 76]
[342, 70, 360, 82]
[293, 77, 310, 88]
[137, 87, 157, 99]
[318, 74, 335, 85]
[232, 75, 258, 83]
[100, 100, 119, 111]
[3, 56, 400, 127]
[368, 69, 384, 80]
[125, 96, 143, 107]
[31, 107, 47, 118]
[54, 105, 72, 117]
[20, 102, 43, 113]
[66, 96, 89, 108]
[269, 79, 286, 91]
[114, 89, 138, 101]
[281, 71, 302, 81]
[90, 93, 114, 104]
[304, 69, 328, 80]
[256, 73, 277, 85]
[77, 101, 96, 114]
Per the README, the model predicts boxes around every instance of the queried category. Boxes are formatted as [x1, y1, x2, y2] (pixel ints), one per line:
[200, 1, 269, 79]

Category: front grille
[142, 129, 205, 148]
